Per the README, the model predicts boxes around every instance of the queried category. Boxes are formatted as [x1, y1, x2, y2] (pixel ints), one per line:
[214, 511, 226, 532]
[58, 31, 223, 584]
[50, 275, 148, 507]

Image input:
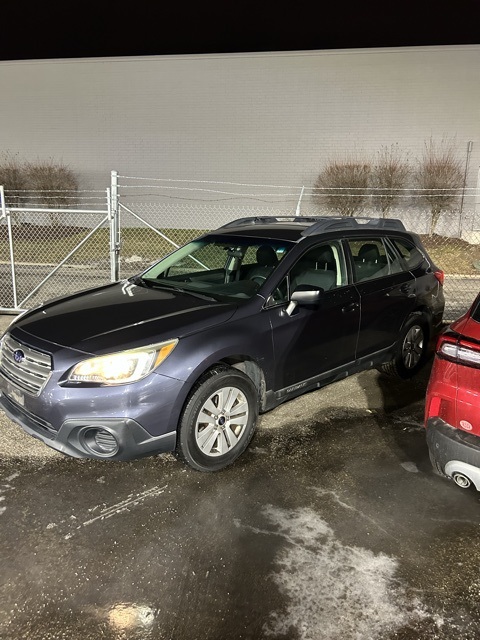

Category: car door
[346, 236, 417, 359]
[265, 241, 361, 391]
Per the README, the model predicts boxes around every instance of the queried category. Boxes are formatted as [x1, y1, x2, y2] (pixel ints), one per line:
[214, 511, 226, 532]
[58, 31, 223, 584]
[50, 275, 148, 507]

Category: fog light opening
[82, 427, 119, 457]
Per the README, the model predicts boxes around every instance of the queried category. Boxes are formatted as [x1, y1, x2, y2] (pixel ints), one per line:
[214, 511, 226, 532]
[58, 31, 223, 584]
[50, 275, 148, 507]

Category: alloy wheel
[402, 325, 424, 369]
[194, 386, 249, 457]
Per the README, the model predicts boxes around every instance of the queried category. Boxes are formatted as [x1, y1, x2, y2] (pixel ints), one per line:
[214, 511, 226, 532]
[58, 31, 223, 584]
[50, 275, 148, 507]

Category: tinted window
[471, 297, 480, 322]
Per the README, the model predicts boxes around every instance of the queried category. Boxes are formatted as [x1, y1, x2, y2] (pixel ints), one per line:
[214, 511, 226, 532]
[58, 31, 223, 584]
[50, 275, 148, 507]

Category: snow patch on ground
[262, 505, 432, 640]
[0, 472, 19, 516]
[401, 461, 420, 473]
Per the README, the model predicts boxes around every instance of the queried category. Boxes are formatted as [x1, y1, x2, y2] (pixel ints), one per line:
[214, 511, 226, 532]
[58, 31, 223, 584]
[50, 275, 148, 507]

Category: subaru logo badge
[13, 349, 25, 364]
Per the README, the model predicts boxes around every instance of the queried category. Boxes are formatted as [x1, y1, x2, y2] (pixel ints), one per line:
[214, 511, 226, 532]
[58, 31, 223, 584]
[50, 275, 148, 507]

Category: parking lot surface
[1, 314, 480, 640]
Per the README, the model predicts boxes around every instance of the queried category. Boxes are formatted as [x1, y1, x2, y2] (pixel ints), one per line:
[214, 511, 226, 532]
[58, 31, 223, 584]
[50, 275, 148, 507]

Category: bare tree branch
[371, 144, 410, 217]
[314, 155, 371, 217]
[415, 137, 463, 235]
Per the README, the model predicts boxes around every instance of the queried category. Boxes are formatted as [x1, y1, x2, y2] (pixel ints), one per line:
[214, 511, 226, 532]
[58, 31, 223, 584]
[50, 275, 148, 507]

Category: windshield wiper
[129, 275, 174, 290]
[130, 277, 218, 301]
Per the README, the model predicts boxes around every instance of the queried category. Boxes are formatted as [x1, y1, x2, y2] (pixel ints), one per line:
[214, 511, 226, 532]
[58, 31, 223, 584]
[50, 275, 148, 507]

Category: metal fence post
[110, 170, 120, 281]
[459, 141, 474, 237]
[1, 185, 19, 310]
[476, 165, 480, 227]
[295, 186, 305, 216]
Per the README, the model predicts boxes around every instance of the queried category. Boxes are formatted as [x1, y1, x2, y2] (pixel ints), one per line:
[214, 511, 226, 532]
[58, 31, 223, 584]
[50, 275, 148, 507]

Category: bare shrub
[314, 156, 371, 217]
[25, 159, 79, 225]
[0, 152, 29, 216]
[414, 137, 464, 234]
[371, 144, 410, 217]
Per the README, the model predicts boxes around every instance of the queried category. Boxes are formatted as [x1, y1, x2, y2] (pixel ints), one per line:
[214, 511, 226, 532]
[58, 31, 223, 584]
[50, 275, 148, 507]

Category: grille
[0, 333, 52, 396]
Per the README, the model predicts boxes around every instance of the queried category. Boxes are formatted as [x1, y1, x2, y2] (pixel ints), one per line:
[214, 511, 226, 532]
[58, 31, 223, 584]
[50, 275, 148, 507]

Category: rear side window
[391, 238, 424, 270]
[347, 237, 403, 282]
[470, 297, 480, 322]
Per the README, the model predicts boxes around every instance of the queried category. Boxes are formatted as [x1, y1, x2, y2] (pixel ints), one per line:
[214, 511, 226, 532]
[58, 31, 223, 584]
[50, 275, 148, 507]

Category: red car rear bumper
[426, 416, 480, 473]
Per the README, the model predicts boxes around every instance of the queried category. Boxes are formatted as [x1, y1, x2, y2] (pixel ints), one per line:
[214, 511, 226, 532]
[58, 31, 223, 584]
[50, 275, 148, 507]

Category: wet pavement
[1, 314, 480, 640]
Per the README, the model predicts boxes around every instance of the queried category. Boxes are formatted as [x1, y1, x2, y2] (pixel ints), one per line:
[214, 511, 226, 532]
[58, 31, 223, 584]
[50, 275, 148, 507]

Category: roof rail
[300, 217, 406, 236]
[218, 216, 320, 228]
[219, 215, 406, 234]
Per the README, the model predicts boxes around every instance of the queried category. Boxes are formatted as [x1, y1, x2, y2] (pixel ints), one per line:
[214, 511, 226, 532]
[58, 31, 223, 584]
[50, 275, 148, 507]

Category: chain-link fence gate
[0, 185, 113, 312]
[1, 171, 479, 321]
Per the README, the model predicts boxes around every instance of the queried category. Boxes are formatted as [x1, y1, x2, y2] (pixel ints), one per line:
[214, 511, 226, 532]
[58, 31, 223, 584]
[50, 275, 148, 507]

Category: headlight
[68, 339, 178, 385]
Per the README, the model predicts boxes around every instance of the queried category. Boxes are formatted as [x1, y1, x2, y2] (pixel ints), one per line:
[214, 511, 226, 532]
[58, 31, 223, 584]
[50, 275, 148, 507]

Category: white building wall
[0, 45, 479, 197]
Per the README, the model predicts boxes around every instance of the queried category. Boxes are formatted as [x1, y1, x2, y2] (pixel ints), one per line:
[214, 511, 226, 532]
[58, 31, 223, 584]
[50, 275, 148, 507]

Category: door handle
[342, 302, 359, 313]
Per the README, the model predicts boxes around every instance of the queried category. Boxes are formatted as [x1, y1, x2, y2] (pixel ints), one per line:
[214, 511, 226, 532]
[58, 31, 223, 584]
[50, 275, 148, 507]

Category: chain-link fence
[0, 186, 111, 311]
[115, 173, 480, 322]
[1, 173, 479, 322]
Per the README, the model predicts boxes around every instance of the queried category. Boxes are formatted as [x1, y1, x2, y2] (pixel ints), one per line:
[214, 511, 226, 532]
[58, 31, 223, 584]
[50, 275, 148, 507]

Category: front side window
[264, 242, 347, 308]
[136, 236, 293, 302]
[289, 242, 347, 292]
[348, 237, 403, 282]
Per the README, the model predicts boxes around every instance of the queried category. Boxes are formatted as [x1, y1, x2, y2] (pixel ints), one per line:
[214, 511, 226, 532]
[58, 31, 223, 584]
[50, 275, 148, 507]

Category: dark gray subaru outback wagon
[0, 216, 444, 471]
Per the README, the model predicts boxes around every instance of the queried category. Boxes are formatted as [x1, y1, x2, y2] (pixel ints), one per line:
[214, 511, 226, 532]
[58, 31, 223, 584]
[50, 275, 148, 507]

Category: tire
[378, 312, 430, 379]
[175, 365, 259, 472]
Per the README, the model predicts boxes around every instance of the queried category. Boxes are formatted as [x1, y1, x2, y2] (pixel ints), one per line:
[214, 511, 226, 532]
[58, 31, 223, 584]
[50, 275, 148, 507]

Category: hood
[13, 281, 237, 354]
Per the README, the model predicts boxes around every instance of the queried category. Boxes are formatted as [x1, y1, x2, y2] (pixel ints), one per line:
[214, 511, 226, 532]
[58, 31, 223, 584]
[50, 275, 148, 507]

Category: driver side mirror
[286, 284, 323, 316]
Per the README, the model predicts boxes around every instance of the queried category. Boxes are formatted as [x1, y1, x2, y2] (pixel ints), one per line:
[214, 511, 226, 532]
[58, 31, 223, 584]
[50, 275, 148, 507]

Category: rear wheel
[175, 365, 258, 472]
[378, 312, 430, 379]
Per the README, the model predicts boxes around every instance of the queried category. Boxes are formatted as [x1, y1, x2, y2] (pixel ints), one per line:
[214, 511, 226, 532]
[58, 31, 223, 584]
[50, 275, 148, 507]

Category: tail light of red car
[436, 334, 480, 369]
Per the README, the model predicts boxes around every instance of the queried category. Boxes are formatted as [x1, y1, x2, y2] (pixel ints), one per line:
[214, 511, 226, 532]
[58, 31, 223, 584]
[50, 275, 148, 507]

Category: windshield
[133, 235, 292, 302]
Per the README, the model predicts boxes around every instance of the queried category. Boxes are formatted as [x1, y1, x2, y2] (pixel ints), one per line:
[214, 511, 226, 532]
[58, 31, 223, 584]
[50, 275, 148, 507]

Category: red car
[425, 292, 480, 490]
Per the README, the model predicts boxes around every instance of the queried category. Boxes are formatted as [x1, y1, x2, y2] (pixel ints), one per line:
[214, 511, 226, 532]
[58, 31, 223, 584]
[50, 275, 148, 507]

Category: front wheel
[378, 312, 430, 379]
[175, 365, 258, 472]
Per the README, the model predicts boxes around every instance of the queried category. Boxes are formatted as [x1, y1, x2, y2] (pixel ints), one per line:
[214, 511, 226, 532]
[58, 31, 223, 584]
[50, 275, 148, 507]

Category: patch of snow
[262, 505, 431, 640]
[401, 461, 419, 473]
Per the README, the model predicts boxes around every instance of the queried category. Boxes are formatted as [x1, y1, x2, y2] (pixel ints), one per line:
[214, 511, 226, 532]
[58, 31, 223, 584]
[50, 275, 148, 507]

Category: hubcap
[402, 325, 424, 369]
[195, 386, 249, 457]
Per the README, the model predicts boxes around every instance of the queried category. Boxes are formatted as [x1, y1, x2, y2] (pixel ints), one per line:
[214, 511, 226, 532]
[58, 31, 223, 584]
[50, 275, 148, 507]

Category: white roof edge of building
[1, 44, 479, 66]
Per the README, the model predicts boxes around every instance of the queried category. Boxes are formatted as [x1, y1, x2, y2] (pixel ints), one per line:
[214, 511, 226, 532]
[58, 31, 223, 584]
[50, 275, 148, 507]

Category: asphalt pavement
[1, 314, 480, 640]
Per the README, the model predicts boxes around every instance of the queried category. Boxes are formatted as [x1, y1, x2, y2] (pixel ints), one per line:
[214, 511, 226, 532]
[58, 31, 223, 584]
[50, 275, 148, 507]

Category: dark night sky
[1, 1, 479, 61]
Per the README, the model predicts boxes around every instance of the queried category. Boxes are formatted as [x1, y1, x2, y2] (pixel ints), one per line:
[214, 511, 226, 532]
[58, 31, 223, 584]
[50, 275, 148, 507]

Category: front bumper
[0, 388, 177, 461]
[426, 417, 480, 476]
